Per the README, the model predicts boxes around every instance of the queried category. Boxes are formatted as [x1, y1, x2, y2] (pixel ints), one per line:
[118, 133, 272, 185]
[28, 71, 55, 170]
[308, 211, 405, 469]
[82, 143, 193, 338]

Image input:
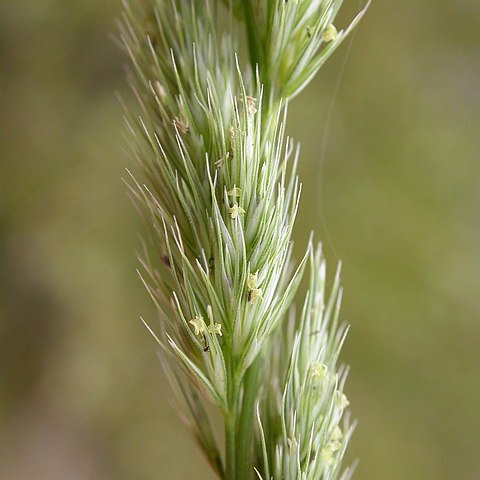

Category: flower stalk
[120, 0, 369, 478]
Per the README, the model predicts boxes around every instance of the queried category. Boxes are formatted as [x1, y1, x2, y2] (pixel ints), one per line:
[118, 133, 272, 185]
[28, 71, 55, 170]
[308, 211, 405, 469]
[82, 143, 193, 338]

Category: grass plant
[119, 1, 369, 477]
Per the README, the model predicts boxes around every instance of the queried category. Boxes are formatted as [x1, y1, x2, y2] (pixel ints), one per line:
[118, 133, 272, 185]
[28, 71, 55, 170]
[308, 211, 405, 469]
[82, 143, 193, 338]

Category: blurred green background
[2, 1, 479, 479]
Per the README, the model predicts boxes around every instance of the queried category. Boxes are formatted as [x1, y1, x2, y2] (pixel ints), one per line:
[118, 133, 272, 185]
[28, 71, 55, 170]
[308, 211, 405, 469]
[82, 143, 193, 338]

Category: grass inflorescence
[119, 1, 369, 478]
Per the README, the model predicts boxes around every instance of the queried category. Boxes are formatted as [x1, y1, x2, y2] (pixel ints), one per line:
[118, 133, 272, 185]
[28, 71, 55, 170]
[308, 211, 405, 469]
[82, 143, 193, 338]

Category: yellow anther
[227, 186, 242, 197]
[332, 425, 343, 441]
[320, 446, 334, 466]
[322, 23, 338, 43]
[207, 322, 222, 337]
[330, 440, 341, 452]
[247, 272, 258, 290]
[310, 362, 328, 381]
[189, 316, 206, 335]
[248, 288, 263, 304]
[336, 392, 350, 410]
[229, 203, 245, 219]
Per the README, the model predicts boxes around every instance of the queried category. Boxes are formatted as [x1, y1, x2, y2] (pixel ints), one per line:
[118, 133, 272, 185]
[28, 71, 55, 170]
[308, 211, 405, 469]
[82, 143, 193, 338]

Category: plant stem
[235, 362, 260, 479]
[243, 0, 271, 100]
[225, 361, 259, 479]
[225, 415, 237, 480]
[243, 1, 260, 70]
[225, 353, 238, 480]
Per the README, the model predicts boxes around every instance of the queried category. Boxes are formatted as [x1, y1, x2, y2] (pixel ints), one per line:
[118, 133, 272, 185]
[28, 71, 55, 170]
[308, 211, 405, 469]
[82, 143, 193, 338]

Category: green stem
[225, 352, 239, 480]
[235, 362, 260, 479]
[225, 415, 237, 480]
[243, 1, 261, 71]
[243, 0, 272, 100]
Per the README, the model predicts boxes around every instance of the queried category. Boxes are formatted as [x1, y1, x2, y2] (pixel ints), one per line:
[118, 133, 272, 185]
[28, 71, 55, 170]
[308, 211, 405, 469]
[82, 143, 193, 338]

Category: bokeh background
[2, 1, 479, 479]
